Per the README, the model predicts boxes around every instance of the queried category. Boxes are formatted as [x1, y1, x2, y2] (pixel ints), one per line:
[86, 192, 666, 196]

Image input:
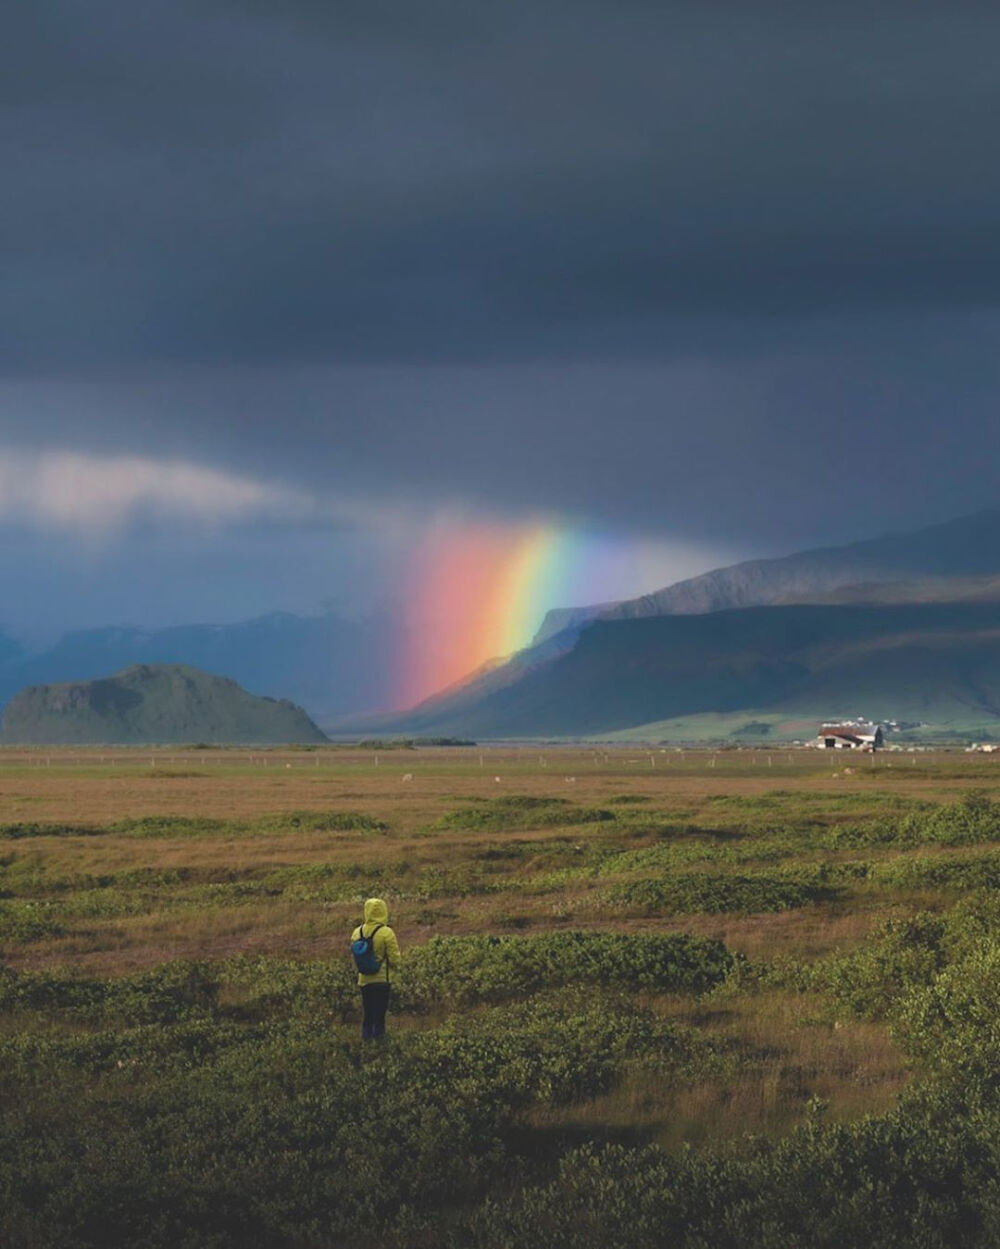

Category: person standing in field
[351, 897, 401, 1040]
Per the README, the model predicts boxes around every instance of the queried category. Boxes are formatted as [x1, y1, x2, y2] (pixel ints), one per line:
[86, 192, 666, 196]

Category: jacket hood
[364, 897, 389, 925]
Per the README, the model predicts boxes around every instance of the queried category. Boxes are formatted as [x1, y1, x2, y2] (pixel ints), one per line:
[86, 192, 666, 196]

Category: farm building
[816, 723, 884, 750]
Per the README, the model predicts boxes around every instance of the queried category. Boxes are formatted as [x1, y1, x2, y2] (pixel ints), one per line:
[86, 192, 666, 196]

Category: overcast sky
[3, 1, 1000, 643]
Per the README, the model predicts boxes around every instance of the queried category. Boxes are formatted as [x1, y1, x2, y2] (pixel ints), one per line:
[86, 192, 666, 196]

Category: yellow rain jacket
[351, 897, 401, 986]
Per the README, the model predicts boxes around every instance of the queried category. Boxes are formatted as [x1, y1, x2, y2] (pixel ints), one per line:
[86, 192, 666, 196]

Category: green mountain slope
[1, 664, 328, 745]
[378, 602, 1000, 739]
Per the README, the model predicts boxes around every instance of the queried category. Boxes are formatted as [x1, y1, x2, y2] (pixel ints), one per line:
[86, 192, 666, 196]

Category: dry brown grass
[7, 745, 993, 1158]
[0, 743, 997, 825]
[528, 990, 908, 1149]
[5, 745, 998, 977]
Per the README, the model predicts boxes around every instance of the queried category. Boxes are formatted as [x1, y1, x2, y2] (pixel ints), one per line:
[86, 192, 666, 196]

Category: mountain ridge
[369, 601, 1000, 739]
[355, 509, 1000, 739]
[532, 510, 1000, 644]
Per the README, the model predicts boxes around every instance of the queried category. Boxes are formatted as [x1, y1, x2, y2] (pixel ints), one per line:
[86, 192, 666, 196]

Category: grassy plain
[599, 709, 1000, 743]
[4, 744, 1000, 1246]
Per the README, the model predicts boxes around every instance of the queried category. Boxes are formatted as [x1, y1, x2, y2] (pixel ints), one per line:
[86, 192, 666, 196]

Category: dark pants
[360, 983, 390, 1040]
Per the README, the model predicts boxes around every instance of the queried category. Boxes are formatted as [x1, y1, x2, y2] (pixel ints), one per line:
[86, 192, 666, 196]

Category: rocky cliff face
[600, 510, 1000, 621]
[530, 511, 1000, 646]
[2, 663, 328, 745]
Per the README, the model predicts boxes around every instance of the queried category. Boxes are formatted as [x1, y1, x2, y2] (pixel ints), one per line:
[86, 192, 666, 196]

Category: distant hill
[1, 664, 328, 745]
[362, 600, 1000, 739]
[0, 612, 396, 723]
[532, 510, 1000, 643]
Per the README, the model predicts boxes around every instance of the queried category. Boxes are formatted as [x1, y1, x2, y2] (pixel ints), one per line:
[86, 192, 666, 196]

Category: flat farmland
[4, 746, 1000, 1248]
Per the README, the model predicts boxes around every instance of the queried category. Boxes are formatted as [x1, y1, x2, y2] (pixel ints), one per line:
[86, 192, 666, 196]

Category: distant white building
[816, 722, 884, 751]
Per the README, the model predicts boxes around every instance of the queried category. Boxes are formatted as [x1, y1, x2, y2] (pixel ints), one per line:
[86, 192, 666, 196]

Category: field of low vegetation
[4, 745, 1000, 1247]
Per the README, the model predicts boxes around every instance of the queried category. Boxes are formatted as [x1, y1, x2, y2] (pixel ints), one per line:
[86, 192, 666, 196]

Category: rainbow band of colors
[399, 522, 669, 708]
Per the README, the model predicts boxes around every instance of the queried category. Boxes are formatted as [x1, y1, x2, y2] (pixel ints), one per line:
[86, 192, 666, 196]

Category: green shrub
[816, 913, 948, 1019]
[104, 810, 388, 839]
[251, 810, 388, 834]
[0, 1026, 509, 1248]
[0, 821, 103, 839]
[873, 851, 1000, 892]
[434, 796, 616, 832]
[0, 900, 65, 942]
[894, 941, 1000, 1084]
[0, 961, 222, 1024]
[941, 891, 1000, 959]
[825, 791, 1000, 851]
[403, 931, 734, 1006]
[111, 815, 228, 838]
[605, 873, 830, 915]
[884, 910, 1000, 1086]
[450, 1108, 997, 1249]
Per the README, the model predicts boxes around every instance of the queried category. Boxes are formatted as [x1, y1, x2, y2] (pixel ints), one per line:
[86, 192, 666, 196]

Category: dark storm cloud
[3, 1, 1000, 549]
[7, 0, 1000, 368]
[4, 330, 998, 551]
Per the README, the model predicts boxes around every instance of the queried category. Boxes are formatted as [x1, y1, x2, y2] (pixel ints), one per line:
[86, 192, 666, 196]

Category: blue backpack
[351, 923, 384, 975]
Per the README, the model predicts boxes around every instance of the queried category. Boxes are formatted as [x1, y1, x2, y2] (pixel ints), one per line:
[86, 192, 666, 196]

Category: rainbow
[396, 518, 681, 708]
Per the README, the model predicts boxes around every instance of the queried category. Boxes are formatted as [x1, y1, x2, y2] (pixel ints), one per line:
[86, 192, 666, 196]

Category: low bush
[450, 1105, 998, 1249]
[0, 899, 66, 942]
[0, 821, 103, 839]
[104, 811, 388, 839]
[403, 931, 735, 1006]
[814, 913, 948, 1019]
[0, 985, 738, 1249]
[111, 815, 228, 838]
[251, 810, 388, 834]
[605, 873, 831, 916]
[894, 942, 1000, 1083]
[434, 796, 616, 833]
[825, 791, 1000, 851]
[873, 851, 1000, 892]
[0, 961, 222, 1023]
